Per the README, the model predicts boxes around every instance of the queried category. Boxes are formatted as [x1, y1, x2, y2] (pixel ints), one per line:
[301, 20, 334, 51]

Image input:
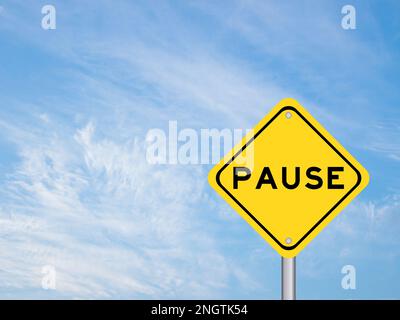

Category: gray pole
[281, 257, 296, 300]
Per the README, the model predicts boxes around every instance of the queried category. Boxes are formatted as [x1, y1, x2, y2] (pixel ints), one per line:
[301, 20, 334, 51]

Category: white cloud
[0, 1, 284, 297]
[304, 194, 400, 262]
[0, 116, 259, 298]
[0, 0, 398, 299]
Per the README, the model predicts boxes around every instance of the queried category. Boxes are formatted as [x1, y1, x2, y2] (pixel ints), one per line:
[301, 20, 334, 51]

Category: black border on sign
[215, 106, 362, 250]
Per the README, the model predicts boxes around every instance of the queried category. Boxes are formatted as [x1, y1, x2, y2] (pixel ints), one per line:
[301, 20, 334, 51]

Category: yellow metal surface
[208, 98, 369, 257]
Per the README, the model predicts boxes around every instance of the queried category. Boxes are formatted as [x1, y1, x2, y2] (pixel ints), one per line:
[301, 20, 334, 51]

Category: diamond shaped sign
[208, 98, 369, 257]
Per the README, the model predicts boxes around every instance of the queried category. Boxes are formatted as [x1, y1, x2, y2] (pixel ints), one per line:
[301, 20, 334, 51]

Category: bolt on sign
[208, 98, 369, 258]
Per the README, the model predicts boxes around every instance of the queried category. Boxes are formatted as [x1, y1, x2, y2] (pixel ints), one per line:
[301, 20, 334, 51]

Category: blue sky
[0, 0, 399, 299]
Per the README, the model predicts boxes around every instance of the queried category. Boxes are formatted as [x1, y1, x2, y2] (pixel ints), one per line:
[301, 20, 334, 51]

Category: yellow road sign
[208, 98, 369, 257]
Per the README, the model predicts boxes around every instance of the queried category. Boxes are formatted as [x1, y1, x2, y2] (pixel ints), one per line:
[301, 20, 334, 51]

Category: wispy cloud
[0, 116, 258, 298]
[0, 0, 399, 299]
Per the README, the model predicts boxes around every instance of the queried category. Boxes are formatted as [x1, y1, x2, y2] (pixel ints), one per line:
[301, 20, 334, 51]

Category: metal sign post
[281, 257, 296, 300]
